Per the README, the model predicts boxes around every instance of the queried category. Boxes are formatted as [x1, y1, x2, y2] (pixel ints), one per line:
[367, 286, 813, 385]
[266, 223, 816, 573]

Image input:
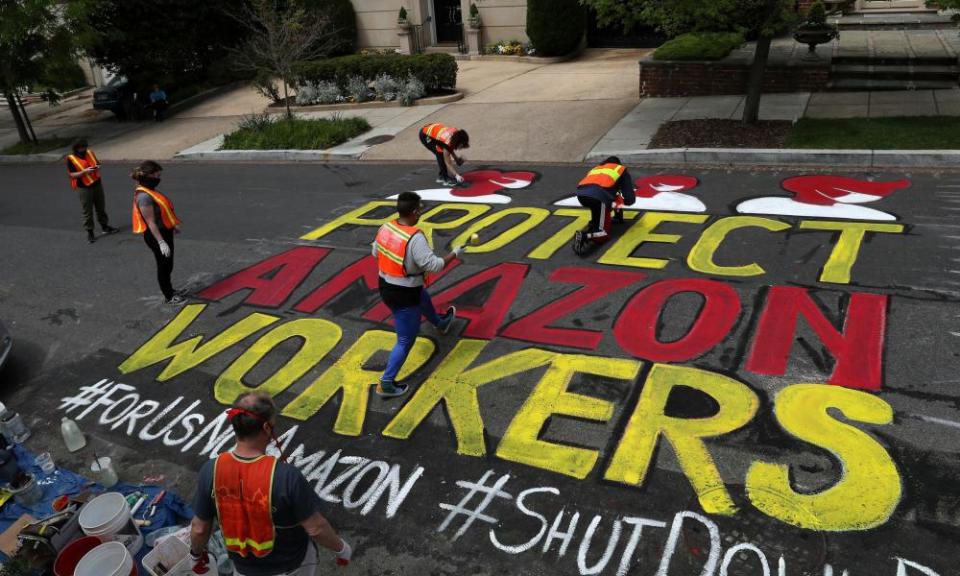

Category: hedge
[652, 32, 746, 61]
[293, 53, 458, 92]
[526, 0, 585, 57]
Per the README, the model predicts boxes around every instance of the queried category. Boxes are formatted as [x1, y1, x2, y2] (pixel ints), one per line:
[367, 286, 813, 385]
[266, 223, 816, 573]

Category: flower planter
[793, 27, 838, 59]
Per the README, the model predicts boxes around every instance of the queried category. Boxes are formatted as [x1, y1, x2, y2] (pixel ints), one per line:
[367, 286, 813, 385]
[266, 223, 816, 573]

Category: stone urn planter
[793, 26, 838, 59]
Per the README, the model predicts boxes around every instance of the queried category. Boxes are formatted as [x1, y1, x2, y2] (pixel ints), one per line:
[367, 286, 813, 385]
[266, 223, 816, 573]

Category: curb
[173, 150, 359, 162]
[586, 148, 960, 168]
[268, 91, 463, 114]
[0, 153, 65, 164]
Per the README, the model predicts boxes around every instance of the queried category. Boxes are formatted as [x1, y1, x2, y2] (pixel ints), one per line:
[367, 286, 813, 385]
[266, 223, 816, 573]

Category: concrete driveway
[364, 48, 647, 163]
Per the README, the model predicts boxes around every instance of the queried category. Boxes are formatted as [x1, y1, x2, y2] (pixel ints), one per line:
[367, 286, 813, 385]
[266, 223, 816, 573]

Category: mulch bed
[649, 119, 793, 149]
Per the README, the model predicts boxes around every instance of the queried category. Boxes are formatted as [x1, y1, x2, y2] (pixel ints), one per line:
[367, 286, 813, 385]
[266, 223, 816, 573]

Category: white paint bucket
[79, 492, 144, 556]
[74, 541, 135, 576]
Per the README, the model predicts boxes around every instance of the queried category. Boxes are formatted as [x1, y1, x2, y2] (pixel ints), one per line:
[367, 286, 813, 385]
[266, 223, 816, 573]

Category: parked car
[93, 76, 136, 119]
[0, 320, 10, 371]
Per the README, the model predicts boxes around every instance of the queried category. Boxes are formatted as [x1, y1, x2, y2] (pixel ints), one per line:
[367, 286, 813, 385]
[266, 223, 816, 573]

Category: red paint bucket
[54, 536, 102, 576]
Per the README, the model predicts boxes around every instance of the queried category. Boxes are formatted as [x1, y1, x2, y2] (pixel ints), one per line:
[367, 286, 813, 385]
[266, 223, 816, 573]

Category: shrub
[652, 32, 745, 61]
[315, 81, 342, 104]
[373, 73, 400, 101]
[346, 75, 371, 102]
[294, 53, 457, 93]
[806, 1, 827, 25]
[221, 116, 371, 150]
[526, 0, 585, 57]
[398, 73, 426, 106]
[304, 0, 357, 56]
[255, 70, 282, 103]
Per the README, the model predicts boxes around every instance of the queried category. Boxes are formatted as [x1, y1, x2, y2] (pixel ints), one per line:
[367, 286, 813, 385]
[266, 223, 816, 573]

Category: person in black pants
[131, 160, 184, 304]
[572, 156, 637, 256]
[418, 123, 469, 187]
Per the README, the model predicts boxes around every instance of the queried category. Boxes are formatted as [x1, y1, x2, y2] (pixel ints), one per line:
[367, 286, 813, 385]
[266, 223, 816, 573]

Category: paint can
[74, 541, 136, 576]
[0, 410, 30, 443]
[9, 473, 42, 506]
[91, 456, 119, 488]
[53, 535, 102, 576]
[79, 492, 144, 556]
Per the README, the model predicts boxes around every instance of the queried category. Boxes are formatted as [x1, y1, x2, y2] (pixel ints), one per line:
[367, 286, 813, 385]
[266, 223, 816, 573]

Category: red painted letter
[429, 262, 529, 339]
[197, 247, 330, 308]
[745, 287, 887, 391]
[501, 267, 646, 350]
[294, 255, 380, 314]
[614, 278, 741, 362]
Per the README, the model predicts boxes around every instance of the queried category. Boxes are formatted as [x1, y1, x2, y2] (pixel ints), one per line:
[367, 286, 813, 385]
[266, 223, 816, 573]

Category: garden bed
[649, 119, 793, 149]
[267, 90, 462, 113]
[220, 115, 371, 151]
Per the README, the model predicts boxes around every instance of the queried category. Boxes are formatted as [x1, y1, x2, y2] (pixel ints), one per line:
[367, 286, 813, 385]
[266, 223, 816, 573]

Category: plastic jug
[61, 417, 87, 452]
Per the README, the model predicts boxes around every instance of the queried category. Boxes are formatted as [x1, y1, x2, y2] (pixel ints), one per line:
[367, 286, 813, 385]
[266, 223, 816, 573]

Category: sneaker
[174, 288, 190, 297]
[102, 225, 119, 235]
[436, 176, 446, 184]
[572, 230, 585, 256]
[441, 178, 458, 188]
[166, 294, 187, 305]
[436, 306, 457, 334]
[86, 231, 96, 244]
[376, 381, 409, 398]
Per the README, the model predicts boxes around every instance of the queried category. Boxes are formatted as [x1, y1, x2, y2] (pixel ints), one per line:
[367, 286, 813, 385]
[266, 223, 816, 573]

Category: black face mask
[142, 176, 161, 189]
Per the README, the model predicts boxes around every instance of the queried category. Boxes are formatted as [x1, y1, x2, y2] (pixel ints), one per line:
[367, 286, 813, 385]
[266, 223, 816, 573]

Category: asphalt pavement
[1, 160, 959, 575]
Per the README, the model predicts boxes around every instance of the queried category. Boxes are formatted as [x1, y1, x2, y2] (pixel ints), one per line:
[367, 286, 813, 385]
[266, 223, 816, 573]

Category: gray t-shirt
[372, 229, 446, 287]
[136, 192, 164, 229]
[194, 453, 321, 576]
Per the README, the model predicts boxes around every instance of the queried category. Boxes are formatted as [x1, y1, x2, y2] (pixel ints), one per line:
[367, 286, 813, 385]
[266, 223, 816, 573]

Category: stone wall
[639, 60, 830, 97]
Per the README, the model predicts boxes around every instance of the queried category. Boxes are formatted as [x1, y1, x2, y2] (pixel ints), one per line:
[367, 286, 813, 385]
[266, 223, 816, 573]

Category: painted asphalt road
[1, 162, 959, 575]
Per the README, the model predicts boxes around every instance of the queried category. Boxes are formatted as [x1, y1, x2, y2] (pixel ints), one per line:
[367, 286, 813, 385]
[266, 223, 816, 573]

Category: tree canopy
[73, 0, 244, 90]
[581, 0, 793, 39]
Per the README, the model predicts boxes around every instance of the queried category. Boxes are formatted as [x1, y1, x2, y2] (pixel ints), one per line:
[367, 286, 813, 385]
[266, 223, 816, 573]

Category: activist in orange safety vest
[419, 122, 470, 187]
[372, 191, 461, 397]
[65, 139, 118, 243]
[131, 160, 185, 305]
[573, 156, 636, 256]
[191, 392, 352, 576]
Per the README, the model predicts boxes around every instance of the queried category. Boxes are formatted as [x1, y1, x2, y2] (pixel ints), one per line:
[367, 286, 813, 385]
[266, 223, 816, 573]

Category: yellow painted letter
[300, 201, 396, 240]
[745, 383, 900, 531]
[383, 340, 556, 456]
[496, 354, 641, 479]
[214, 318, 343, 404]
[687, 216, 790, 277]
[799, 221, 904, 284]
[604, 364, 759, 515]
[417, 203, 491, 248]
[452, 207, 550, 254]
[118, 304, 279, 381]
[528, 209, 637, 260]
[599, 212, 708, 269]
[281, 330, 435, 435]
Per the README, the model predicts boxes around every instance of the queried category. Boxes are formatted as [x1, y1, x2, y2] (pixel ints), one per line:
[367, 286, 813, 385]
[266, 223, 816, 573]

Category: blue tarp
[0, 445, 194, 570]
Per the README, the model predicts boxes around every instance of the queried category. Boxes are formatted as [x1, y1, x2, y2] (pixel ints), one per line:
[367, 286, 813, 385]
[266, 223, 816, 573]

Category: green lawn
[787, 117, 960, 149]
[221, 116, 371, 150]
[1, 136, 73, 155]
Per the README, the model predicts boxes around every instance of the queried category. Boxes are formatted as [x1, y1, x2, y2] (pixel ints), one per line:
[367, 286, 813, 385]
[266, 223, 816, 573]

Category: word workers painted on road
[300, 201, 905, 285]
[441, 469, 942, 576]
[116, 301, 901, 532]
[59, 379, 424, 520]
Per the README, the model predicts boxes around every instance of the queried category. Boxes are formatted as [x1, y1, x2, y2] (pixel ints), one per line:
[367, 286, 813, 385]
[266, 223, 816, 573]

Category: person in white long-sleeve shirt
[371, 191, 461, 397]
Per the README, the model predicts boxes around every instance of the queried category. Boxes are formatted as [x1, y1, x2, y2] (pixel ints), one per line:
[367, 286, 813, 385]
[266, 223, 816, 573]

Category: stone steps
[828, 54, 959, 90]
[831, 9, 954, 30]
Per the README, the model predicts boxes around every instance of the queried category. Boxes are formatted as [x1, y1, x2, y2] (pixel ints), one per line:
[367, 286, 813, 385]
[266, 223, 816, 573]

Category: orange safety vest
[422, 123, 458, 153]
[66, 150, 101, 189]
[213, 452, 277, 558]
[132, 186, 181, 234]
[375, 220, 423, 278]
[578, 163, 626, 189]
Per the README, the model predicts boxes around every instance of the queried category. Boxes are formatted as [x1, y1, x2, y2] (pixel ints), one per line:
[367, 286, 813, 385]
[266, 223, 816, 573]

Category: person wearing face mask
[130, 160, 184, 304]
[66, 138, 118, 243]
[189, 392, 352, 576]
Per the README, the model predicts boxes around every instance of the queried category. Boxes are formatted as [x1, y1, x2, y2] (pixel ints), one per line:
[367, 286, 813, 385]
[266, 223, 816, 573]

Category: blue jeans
[381, 290, 442, 384]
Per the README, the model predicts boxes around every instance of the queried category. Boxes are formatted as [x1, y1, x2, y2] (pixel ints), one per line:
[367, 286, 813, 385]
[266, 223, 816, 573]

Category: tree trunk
[4, 91, 32, 144]
[15, 92, 37, 142]
[283, 79, 292, 120]
[742, 34, 773, 125]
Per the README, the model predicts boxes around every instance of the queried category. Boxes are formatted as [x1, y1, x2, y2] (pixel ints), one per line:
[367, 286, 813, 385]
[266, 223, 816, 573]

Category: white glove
[455, 174, 464, 184]
[158, 239, 171, 258]
[451, 245, 465, 258]
[335, 538, 352, 566]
